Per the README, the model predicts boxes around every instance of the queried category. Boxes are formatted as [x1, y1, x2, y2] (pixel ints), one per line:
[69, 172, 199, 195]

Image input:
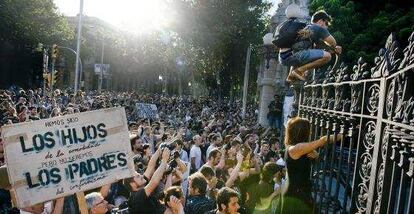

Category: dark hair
[174, 139, 184, 147]
[261, 162, 280, 183]
[143, 144, 150, 150]
[230, 140, 241, 147]
[216, 187, 239, 211]
[130, 136, 140, 149]
[189, 173, 208, 195]
[311, 10, 332, 24]
[284, 117, 311, 146]
[162, 134, 168, 141]
[123, 177, 135, 193]
[163, 186, 183, 206]
[244, 133, 254, 141]
[199, 165, 215, 178]
[208, 148, 221, 160]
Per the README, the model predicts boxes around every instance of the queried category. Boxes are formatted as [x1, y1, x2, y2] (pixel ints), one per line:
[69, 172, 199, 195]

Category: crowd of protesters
[0, 87, 339, 214]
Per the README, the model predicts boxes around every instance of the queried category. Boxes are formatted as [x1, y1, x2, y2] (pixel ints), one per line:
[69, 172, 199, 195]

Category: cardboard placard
[1, 107, 135, 208]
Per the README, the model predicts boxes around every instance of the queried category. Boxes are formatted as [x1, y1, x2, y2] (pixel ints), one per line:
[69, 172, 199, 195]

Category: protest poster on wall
[1, 107, 135, 208]
[135, 103, 158, 119]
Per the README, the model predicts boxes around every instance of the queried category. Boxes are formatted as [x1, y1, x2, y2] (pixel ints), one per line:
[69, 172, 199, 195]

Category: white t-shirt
[283, 95, 294, 127]
[180, 149, 189, 162]
[190, 145, 202, 170]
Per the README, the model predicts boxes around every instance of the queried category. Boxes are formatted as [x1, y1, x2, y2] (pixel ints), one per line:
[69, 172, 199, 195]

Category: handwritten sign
[135, 103, 158, 119]
[1, 107, 135, 208]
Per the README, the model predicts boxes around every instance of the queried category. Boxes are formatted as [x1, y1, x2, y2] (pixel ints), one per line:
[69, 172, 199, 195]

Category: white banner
[1, 107, 135, 208]
[94, 64, 110, 77]
[135, 103, 158, 119]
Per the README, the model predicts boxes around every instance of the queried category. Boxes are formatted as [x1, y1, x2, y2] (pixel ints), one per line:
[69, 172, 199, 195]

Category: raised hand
[236, 152, 244, 163]
[167, 196, 184, 214]
[162, 148, 171, 163]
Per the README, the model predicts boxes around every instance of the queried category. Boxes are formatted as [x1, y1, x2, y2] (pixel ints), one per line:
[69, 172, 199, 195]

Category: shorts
[279, 49, 324, 67]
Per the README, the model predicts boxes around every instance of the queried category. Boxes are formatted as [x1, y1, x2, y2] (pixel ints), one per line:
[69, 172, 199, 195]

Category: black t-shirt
[128, 188, 164, 214]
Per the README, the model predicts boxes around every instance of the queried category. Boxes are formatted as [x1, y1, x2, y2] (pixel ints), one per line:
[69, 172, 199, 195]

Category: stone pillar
[258, 58, 277, 126]
[257, 0, 309, 127]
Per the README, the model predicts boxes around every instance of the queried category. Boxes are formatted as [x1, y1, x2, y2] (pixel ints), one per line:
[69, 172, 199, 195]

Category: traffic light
[52, 70, 60, 86]
[51, 44, 58, 59]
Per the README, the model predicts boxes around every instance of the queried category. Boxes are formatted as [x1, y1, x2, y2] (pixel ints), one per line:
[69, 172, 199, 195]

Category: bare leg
[292, 51, 332, 79]
[286, 66, 299, 83]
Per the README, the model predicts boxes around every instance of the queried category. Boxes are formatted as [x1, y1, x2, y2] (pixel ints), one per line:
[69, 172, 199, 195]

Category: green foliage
[0, 0, 73, 46]
[310, 0, 414, 64]
[165, 0, 271, 97]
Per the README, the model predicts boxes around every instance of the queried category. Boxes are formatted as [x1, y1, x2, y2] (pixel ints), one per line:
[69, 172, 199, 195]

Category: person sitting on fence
[275, 6, 342, 83]
[281, 117, 342, 213]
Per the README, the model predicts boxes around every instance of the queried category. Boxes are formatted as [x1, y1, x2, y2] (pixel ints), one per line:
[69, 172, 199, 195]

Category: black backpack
[273, 18, 307, 48]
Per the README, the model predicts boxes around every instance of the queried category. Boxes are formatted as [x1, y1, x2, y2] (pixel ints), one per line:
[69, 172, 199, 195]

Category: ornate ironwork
[386, 80, 395, 119]
[399, 32, 414, 69]
[367, 84, 380, 115]
[351, 84, 362, 113]
[371, 33, 402, 78]
[352, 57, 369, 80]
[373, 126, 389, 213]
[293, 30, 414, 213]
[393, 74, 407, 122]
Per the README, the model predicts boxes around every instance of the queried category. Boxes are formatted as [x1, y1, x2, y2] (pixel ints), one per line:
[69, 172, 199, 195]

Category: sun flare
[67, 0, 170, 34]
[102, 0, 169, 34]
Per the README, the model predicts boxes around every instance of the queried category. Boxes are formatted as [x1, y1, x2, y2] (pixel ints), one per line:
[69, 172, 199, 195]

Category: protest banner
[1, 107, 135, 208]
[135, 103, 158, 119]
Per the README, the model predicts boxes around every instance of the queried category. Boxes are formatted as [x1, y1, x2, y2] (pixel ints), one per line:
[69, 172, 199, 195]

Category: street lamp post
[242, 45, 252, 119]
[98, 38, 105, 93]
[158, 75, 164, 93]
[74, 0, 84, 92]
[176, 57, 185, 97]
[57, 46, 83, 86]
[263, 33, 276, 69]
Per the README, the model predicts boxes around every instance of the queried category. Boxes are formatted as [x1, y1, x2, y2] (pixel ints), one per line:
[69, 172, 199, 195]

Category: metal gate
[295, 32, 414, 213]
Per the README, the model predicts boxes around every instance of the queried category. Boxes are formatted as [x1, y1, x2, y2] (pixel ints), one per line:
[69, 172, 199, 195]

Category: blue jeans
[279, 49, 324, 67]
[268, 115, 282, 130]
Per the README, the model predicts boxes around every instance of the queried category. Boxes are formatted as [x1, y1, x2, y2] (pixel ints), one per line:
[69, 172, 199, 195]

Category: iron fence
[295, 31, 414, 213]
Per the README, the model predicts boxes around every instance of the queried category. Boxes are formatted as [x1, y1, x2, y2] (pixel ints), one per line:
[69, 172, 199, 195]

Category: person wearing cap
[279, 8, 342, 82]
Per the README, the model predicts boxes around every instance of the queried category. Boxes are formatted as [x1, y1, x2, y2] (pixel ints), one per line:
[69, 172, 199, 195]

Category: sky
[54, 0, 282, 34]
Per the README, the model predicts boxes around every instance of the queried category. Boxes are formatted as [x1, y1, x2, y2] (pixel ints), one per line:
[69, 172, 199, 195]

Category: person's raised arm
[176, 158, 187, 174]
[288, 134, 342, 160]
[323, 36, 342, 54]
[226, 152, 243, 187]
[99, 183, 111, 198]
[172, 169, 183, 184]
[164, 173, 173, 191]
[215, 147, 226, 170]
[145, 149, 170, 196]
[168, 196, 185, 214]
[207, 119, 215, 129]
[323, 35, 337, 48]
[51, 197, 64, 214]
[144, 147, 162, 179]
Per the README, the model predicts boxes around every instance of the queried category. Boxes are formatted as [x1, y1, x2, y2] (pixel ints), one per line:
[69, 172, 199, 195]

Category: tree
[0, 0, 73, 88]
[165, 0, 271, 97]
[0, 0, 73, 46]
[310, 0, 414, 64]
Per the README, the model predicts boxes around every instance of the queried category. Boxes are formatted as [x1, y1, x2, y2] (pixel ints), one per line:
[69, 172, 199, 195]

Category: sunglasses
[94, 200, 106, 207]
